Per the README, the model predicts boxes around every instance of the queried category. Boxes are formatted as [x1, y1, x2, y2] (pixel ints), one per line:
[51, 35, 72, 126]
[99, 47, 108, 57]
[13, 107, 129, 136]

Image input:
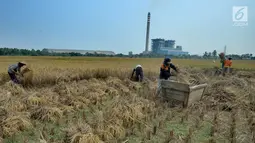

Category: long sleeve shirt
[131, 66, 143, 81]
[8, 64, 21, 74]
[159, 63, 177, 80]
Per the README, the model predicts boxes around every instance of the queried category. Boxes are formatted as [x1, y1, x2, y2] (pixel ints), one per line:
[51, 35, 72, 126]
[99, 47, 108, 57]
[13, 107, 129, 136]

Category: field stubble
[0, 57, 254, 143]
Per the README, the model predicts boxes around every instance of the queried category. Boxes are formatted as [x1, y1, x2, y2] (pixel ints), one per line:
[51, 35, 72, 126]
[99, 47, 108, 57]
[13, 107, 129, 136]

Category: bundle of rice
[20, 65, 33, 86]
[2, 114, 32, 137]
[64, 121, 103, 143]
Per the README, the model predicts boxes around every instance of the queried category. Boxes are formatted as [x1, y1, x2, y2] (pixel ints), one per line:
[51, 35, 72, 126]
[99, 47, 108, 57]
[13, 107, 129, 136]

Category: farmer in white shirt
[130, 65, 144, 82]
[8, 62, 26, 84]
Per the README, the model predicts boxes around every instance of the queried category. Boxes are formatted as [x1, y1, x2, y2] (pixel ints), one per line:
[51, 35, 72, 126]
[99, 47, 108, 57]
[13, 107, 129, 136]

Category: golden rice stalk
[235, 108, 253, 143]
[0, 73, 11, 84]
[64, 120, 103, 143]
[216, 111, 231, 141]
[64, 120, 92, 135]
[25, 94, 46, 106]
[20, 66, 33, 86]
[3, 82, 26, 96]
[106, 77, 129, 93]
[97, 130, 113, 141]
[85, 92, 101, 105]
[60, 105, 75, 115]
[105, 124, 125, 139]
[123, 79, 142, 90]
[31, 106, 63, 122]
[2, 115, 32, 137]
[40, 90, 59, 103]
[4, 99, 27, 112]
[127, 104, 145, 121]
[71, 133, 103, 143]
[0, 107, 8, 121]
[122, 110, 135, 127]
[104, 87, 119, 97]
[69, 100, 87, 110]
[104, 106, 121, 121]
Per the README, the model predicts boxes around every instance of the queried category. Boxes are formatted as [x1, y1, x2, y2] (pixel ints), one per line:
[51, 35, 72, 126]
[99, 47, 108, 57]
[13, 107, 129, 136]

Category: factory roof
[46, 49, 115, 55]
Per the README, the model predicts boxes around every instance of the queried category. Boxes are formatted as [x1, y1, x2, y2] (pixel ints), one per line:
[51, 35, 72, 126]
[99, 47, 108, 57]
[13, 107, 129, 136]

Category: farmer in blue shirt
[8, 62, 26, 84]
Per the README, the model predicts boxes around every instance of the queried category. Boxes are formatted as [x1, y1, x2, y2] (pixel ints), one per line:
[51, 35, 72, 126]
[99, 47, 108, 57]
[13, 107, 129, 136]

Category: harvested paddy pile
[0, 67, 254, 143]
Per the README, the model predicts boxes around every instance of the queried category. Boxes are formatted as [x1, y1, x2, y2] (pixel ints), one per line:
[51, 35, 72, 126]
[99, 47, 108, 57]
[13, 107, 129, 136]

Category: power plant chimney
[145, 12, 150, 52]
[224, 45, 227, 55]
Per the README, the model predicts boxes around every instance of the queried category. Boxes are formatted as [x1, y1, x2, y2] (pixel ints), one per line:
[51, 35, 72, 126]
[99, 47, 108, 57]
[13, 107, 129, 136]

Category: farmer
[159, 57, 178, 80]
[224, 57, 232, 68]
[223, 57, 233, 75]
[219, 52, 226, 69]
[130, 65, 144, 82]
[7, 62, 26, 84]
[157, 57, 178, 95]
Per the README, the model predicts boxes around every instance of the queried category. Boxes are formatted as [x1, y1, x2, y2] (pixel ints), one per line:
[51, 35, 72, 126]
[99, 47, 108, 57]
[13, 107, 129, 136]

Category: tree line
[0, 48, 119, 57]
[0, 47, 254, 60]
[202, 50, 254, 60]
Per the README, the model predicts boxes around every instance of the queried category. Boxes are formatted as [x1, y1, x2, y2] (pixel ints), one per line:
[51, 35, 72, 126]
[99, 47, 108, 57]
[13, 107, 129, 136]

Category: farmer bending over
[131, 65, 144, 82]
[159, 58, 178, 80]
[8, 62, 26, 84]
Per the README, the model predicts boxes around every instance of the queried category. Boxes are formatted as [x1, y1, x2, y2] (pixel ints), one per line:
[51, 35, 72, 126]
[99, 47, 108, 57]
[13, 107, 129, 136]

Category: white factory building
[46, 49, 115, 55]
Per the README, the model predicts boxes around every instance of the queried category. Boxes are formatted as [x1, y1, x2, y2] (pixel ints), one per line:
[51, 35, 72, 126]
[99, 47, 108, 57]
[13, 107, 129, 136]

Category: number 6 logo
[235, 8, 245, 21]
[232, 6, 248, 22]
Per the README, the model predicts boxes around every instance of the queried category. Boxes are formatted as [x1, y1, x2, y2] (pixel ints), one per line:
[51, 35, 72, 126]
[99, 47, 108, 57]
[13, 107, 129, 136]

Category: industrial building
[151, 38, 189, 56]
[142, 12, 189, 56]
[46, 49, 115, 55]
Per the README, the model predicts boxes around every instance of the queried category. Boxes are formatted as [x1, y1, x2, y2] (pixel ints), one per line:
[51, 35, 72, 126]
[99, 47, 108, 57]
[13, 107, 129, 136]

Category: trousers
[8, 72, 19, 84]
[156, 78, 163, 96]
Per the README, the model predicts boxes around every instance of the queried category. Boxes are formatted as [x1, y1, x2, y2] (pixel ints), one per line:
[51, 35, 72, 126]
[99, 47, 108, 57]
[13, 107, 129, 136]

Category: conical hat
[19, 61, 27, 65]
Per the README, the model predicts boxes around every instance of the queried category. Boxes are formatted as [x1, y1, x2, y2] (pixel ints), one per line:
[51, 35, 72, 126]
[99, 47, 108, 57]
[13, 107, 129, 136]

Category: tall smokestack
[145, 12, 150, 52]
[224, 45, 227, 55]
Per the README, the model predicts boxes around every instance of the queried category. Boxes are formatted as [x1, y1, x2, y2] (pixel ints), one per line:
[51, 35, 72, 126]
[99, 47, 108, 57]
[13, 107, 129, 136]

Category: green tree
[208, 52, 212, 58]
[203, 52, 208, 58]
[212, 50, 217, 57]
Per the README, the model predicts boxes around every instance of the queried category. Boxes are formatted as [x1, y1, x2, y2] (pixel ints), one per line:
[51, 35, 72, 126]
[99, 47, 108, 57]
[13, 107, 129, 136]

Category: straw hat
[19, 61, 31, 71]
[18, 61, 27, 66]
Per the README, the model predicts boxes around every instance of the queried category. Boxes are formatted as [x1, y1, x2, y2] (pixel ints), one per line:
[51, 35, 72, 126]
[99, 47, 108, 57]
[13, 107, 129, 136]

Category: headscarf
[163, 58, 171, 65]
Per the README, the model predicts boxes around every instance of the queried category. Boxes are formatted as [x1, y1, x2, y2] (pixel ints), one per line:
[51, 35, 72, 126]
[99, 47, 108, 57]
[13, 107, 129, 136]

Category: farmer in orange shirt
[223, 57, 233, 75]
[224, 57, 232, 67]
[159, 57, 178, 80]
[157, 57, 179, 95]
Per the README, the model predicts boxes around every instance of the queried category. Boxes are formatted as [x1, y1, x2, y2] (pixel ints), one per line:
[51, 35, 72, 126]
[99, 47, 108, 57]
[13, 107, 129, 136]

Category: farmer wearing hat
[157, 57, 179, 95]
[7, 62, 26, 84]
[130, 64, 144, 82]
[159, 57, 178, 80]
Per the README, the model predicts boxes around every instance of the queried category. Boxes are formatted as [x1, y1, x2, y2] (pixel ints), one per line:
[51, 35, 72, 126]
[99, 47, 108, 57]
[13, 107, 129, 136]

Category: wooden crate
[160, 80, 207, 108]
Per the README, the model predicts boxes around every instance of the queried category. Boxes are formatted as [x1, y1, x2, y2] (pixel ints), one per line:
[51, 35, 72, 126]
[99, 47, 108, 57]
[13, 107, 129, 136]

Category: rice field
[0, 56, 254, 143]
[0, 56, 255, 73]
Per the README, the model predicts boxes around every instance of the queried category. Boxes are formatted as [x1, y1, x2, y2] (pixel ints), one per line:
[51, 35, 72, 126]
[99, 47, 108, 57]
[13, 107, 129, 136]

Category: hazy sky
[0, 0, 254, 55]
